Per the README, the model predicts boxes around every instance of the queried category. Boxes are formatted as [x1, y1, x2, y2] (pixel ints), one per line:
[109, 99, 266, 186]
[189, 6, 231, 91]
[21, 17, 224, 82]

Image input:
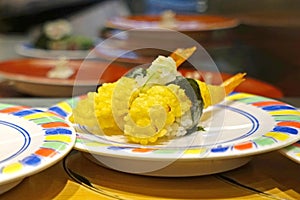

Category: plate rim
[0, 103, 76, 185]
[106, 14, 240, 32]
[15, 42, 96, 60]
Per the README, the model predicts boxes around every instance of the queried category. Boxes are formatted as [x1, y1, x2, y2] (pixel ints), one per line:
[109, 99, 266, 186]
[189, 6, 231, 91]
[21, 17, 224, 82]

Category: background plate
[280, 125, 300, 164]
[0, 59, 128, 97]
[106, 15, 239, 32]
[15, 43, 96, 60]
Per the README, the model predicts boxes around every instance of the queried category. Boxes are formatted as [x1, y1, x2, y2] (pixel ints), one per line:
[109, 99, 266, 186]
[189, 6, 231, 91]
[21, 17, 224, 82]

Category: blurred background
[0, 0, 299, 96]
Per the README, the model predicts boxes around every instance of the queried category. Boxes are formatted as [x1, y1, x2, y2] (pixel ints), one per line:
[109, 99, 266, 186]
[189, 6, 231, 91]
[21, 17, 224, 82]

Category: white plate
[281, 141, 300, 164]
[279, 106, 300, 164]
[15, 43, 97, 60]
[0, 103, 76, 194]
[47, 93, 300, 177]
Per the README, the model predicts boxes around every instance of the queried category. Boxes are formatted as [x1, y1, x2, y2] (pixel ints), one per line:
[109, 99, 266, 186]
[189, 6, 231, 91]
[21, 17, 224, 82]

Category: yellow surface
[1, 151, 300, 200]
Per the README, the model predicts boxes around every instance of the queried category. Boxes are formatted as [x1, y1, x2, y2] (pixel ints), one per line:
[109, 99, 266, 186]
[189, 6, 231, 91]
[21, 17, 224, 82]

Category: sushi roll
[70, 47, 246, 145]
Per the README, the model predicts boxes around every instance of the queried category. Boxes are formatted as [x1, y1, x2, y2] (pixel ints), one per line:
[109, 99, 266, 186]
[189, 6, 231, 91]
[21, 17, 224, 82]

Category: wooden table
[0, 150, 300, 200]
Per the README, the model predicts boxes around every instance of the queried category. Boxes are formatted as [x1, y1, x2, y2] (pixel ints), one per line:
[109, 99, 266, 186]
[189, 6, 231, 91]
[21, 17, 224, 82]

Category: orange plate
[106, 14, 240, 32]
[0, 59, 283, 98]
[0, 59, 128, 97]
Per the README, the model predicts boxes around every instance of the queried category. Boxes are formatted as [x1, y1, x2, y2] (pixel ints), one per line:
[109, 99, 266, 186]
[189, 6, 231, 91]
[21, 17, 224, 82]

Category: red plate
[0, 59, 128, 97]
[106, 15, 239, 32]
[0, 59, 283, 98]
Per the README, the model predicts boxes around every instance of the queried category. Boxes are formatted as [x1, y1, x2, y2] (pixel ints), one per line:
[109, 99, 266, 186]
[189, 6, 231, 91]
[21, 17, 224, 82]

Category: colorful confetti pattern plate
[0, 104, 76, 194]
[280, 133, 300, 164]
[48, 93, 300, 176]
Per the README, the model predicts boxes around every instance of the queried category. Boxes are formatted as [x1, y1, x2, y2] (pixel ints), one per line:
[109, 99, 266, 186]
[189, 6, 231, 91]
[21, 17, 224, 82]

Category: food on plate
[47, 57, 74, 79]
[70, 47, 246, 144]
[33, 19, 94, 50]
[159, 10, 177, 29]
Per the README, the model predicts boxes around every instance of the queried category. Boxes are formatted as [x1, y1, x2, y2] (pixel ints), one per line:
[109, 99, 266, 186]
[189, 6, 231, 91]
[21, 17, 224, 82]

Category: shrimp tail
[197, 73, 246, 108]
[221, 73, 247, 95]
[170, 46, 197, 67]
[170, 47, 246, 108]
